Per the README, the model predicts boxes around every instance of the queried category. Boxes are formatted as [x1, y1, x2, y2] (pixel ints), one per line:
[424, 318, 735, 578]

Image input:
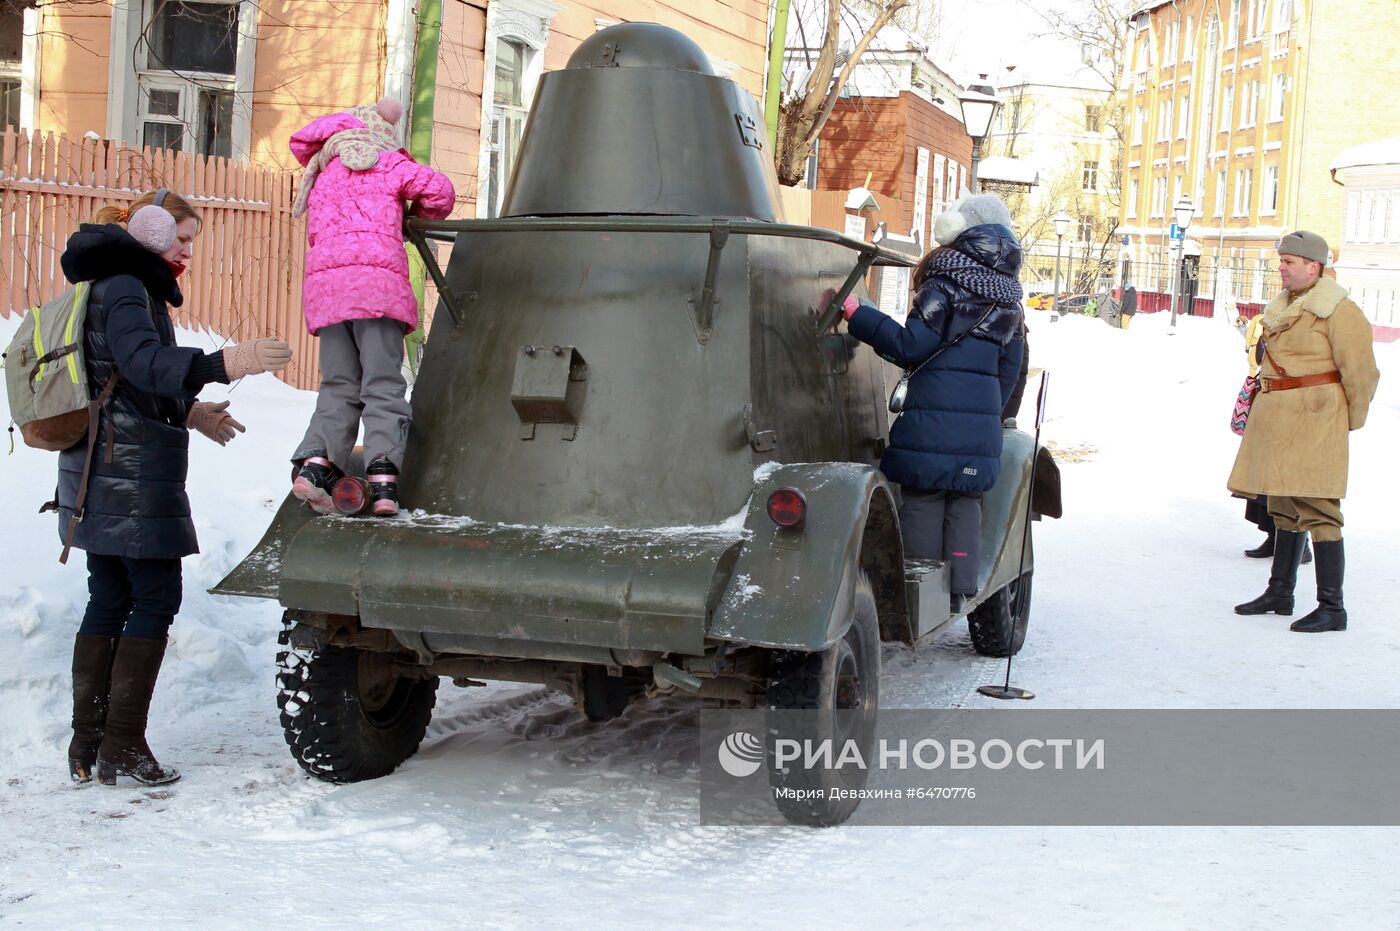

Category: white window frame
[1372, 191, 1389, 242]
[1227, 0, 1241, 48]
[1219, 84, 1233, 132]
[1178, 93, 1190, 139]
[1133, 106, 1145, 144]
[1261, 165, 1279, 215]
[1269, 73, 1287, 122]
[1163, 21, 1178, 66]
[1275, 0, 1295, 32]
[1082, 159, 1099, 193]
[1389, 191, 1400, 242]
[1, 5, 39, 131]
[1128, 179, 1139, 218]
[1251, 0, 1268, 39]
[1215, 171, 1226, 217]
[1158, 99, 1171, 141]
[1234, 168, 1253, 216]
[1346, 191, 1361, 241]
[106, 0, 257, 159]
[476, 0, 561, 218]
[1240, 80, 1258, 128]
[1184, 16, 1195, 60]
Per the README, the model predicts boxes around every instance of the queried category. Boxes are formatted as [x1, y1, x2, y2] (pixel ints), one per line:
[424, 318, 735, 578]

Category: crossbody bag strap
[60, 368, 121, 565]
[901, 303, 1001, 381]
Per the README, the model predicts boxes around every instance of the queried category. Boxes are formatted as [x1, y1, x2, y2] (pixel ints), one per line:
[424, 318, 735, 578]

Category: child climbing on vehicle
[842, 193, 1026, 612]
[287, 96, 456, 515]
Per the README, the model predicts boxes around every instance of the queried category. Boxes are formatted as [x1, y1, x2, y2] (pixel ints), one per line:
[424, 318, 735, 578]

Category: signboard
[912, 147, 930, 245]
[844, 213, 867, 241]
[1169, 223, 1184, 240]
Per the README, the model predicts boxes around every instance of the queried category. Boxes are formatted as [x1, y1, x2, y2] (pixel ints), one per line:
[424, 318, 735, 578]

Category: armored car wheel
[967, 570, 1033, 657]
[276, 641, 438, 783]
[764, 572, 880, 827]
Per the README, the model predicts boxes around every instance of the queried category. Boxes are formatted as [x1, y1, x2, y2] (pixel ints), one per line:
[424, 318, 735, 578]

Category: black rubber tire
[967, 570, 1033, 658]
[276, 639, 438, 784]
[764, 572, 880, 827]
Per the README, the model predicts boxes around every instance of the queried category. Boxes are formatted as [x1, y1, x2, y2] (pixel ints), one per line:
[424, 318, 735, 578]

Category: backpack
[4, 282, 123, 451]
[5, 283, 123, 564]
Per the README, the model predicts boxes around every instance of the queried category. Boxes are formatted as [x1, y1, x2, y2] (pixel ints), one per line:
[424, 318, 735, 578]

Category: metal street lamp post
[1168, 197, 1195, 328]
[1050, 210, 1072, 321]
[958, 77, 1001, 194]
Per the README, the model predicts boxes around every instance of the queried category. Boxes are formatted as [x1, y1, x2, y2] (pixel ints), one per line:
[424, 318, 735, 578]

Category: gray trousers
[294, 318, 411, 468]
[900, 488, 982, 594]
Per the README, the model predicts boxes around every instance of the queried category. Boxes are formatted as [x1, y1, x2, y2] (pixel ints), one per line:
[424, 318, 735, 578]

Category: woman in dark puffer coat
[843, 194, 1026, 609]
[57, 189, 293, 787]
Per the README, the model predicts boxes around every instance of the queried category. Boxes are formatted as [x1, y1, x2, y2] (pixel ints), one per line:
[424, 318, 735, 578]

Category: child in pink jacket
[288, 97, 455, 516]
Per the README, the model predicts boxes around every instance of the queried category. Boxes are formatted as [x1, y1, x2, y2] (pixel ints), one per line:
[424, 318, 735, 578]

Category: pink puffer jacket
[290, 112, 456, 335]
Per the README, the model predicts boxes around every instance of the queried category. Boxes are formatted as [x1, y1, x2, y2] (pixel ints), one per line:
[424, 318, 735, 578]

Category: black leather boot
[1243, 530, 1275, 558]
[1300, 536, 1313, 565]
[68, 634, 119, 784]
[95, 637, 180, 786]
[1235, 529, 1306, 615]
[1291, 540, 1347, 632]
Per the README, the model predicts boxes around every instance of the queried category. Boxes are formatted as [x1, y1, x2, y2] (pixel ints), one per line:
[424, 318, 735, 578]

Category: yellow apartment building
[1118, 0, 1400, 312]
[3, 0, 768, 218]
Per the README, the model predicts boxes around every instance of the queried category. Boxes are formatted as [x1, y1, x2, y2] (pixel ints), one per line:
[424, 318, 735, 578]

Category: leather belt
[1261, 370, 1341, 392]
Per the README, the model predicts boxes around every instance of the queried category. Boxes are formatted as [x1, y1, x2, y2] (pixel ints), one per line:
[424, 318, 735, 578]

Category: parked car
[1057, 294, 1097, 315]
[1025, 292, 1070, 310]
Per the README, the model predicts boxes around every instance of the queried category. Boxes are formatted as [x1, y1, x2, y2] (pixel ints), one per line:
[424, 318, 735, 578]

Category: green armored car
[215, 22, 1052, 826]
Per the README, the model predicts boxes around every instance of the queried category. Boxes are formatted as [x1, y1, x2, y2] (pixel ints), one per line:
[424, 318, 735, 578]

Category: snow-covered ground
[2, 308, 1397, 927]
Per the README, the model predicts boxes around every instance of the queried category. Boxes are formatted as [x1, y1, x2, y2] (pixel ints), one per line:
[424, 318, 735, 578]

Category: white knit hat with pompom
[933, 193, 1015, 246]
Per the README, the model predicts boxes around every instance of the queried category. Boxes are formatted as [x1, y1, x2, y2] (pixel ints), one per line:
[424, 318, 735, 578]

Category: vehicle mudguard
[709, 463, 911, 653]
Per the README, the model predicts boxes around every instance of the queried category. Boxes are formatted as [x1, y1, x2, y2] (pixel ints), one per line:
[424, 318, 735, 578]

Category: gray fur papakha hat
[1276, 230, 1330, 266]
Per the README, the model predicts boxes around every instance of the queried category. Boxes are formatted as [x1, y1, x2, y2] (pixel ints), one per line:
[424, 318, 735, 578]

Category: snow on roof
[977, 155, 1038, 186]
[1331, 137, 1400, 174]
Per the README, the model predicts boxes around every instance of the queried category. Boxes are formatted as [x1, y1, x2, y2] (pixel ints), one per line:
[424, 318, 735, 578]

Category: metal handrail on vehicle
[403, 216, 917, 332]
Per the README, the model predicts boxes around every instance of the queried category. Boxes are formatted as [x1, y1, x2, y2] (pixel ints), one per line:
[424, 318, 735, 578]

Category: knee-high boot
[95, 637, 180, 786]
[1235, 529, 1307, 616]
[1290, 540, 1347, 632]
[68, 634, 119, 783]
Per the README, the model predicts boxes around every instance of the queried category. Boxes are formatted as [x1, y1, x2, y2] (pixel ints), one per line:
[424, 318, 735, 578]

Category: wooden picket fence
[0, 128, 318, 389]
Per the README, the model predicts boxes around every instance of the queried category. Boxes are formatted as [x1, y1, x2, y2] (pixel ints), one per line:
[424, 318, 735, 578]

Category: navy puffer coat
[55, 225, 203, 559]
[847, 223, 1026, 494]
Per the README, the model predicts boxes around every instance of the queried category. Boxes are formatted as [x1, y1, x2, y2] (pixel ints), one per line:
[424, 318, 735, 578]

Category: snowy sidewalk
[2, 309, 1397, 928]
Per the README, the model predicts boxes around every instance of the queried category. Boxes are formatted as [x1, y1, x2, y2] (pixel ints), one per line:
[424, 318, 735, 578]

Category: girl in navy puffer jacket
[844, 194, 1026, 607]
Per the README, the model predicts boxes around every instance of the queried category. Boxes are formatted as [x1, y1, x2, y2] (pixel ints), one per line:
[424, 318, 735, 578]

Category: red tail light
[767, 487, 806, 528]
[333, 476, 369, 515]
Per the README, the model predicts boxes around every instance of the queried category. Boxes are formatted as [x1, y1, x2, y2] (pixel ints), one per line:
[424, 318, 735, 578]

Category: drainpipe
[765, 0, 793, 153]
[405, 0, 444, 375]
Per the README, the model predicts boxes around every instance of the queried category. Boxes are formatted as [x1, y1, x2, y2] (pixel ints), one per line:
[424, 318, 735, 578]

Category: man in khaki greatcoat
[1230, 231, 1380, 632]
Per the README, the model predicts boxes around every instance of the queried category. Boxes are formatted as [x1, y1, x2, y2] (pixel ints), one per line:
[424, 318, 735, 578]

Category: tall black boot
[1300, 536, 1313, 565]
[1291, 540, 1346, 632]
[68, 634, 119, 784]
[95, 638, 180, 786]
[1235, 529, 1306, 615]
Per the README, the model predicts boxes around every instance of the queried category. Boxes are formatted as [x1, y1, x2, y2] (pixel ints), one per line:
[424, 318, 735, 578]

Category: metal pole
[969, 138, 982, 194]
[1169, 236, 1181, 327]
[764, 0, 792, 153]
[1051, 234, 1063, 320]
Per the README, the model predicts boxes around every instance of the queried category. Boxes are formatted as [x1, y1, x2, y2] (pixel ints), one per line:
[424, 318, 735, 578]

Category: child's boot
[367, 457, 400, 516]
[292, 453, 343, 514]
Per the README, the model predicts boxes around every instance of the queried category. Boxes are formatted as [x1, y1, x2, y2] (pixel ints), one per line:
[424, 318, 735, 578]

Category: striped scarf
[926, 246, 1024, 304]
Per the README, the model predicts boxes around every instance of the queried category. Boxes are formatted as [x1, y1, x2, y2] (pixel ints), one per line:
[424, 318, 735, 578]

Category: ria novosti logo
[717, 731, 765, 777]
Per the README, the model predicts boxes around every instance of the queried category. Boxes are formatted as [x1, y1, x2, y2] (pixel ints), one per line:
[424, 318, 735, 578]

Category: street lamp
[1168, 197, 1194, 327]
[1050, 210, 1072, 321]
[958, 76, 1001, 194]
